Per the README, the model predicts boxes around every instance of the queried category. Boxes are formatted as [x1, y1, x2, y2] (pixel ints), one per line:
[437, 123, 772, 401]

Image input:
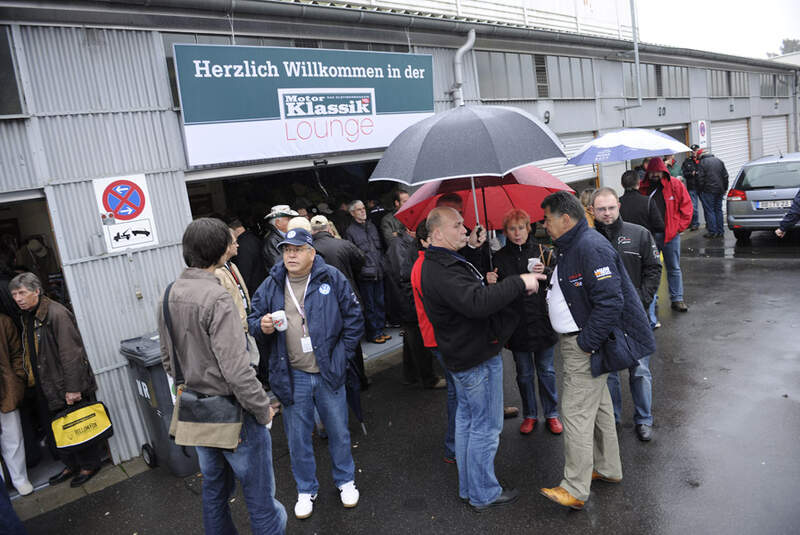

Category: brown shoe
[503, 406, 520, 419]
[671, 300, 689, 312]
[539, 486, 584, 510]
[592, 470, 621, 483]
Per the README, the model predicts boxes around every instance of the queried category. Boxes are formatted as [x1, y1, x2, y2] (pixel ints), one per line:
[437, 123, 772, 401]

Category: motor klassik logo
[278, 88, 375, 120]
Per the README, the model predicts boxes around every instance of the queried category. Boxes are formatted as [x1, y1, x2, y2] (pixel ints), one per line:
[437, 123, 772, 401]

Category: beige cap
[264, 204, 299, 220]
[287, 216, 311, 232]
[310, 215, 329, 227]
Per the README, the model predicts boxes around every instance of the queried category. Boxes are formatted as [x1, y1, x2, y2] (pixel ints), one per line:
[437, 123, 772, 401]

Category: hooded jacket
[595, 217, 662, 307]
[640, 157, 693, 244]
[248, 256, 364, 406]
[420, 246, 523, 372]
[550, 218, 656, 376]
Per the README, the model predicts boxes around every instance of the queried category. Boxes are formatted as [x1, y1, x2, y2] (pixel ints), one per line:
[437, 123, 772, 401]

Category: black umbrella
[369, 105, 566, 186]
[346, 358, 368, 435]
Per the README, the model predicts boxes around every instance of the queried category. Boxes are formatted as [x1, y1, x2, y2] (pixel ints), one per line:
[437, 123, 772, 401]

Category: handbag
[162, 282, 243, 450]
[51, 400, 113, 453]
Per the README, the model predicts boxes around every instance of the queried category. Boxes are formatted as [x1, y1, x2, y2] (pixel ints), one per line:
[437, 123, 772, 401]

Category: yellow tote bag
[51, 402, 114, 453]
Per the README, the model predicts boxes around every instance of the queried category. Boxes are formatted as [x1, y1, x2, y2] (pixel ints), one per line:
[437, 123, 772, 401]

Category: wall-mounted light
[543, 110, 551, 124]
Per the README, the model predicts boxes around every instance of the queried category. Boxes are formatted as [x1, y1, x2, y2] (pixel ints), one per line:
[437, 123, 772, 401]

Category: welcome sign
[173, 44, 434, 166]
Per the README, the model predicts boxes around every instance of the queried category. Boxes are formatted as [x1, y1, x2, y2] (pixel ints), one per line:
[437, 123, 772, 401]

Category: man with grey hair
[9, 272, 103, 488]
[420, 206, 544, 512]
[344, 200, 388, 344]
[592, 187, 661, 442]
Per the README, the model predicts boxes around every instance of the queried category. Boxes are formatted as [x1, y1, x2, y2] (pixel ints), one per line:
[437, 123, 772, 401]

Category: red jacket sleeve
[672, 178, 693, 233]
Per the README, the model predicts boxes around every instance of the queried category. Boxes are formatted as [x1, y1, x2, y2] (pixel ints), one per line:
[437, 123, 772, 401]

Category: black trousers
[400, 322, 437, 387]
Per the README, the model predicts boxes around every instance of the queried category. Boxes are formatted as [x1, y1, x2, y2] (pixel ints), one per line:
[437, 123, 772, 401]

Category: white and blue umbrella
[567, 128, 692, 165]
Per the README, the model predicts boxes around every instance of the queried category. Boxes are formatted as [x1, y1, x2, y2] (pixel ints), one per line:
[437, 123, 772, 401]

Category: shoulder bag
[162, 282, 243, 450]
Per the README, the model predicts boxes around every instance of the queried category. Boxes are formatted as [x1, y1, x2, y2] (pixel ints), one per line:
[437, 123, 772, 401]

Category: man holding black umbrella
[421, 207, 544, 512]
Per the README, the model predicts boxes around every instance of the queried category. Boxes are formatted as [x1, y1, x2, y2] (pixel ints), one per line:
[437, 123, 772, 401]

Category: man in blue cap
[248, 228, 365, 521]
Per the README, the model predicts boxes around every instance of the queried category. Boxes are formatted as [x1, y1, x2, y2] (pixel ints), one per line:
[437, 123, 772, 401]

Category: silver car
[726, 152, 800, 241]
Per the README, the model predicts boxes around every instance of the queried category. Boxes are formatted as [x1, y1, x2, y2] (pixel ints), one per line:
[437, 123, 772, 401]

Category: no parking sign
[93, 174, 159, 252]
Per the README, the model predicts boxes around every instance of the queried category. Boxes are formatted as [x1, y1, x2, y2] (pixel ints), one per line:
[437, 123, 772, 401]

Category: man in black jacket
[698, 151, 729, 238]
[228, 217, 267, 297]
[681, 145, 703, 230]
[592, 188, 662, 442]
[344, 200, 389, 344]
[618, 170, 664, 240]
[262, 205, 298, 271]
[421, 207, 543, 512]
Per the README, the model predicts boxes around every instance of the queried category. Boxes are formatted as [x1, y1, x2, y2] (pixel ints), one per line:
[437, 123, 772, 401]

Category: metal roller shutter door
[536, 131, 597, 184]
[710, 119, 750, 183]
[761, 116, 788, 156]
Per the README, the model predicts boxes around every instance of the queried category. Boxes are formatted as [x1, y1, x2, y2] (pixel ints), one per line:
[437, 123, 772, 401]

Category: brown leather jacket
[0, 314, 25, 413]
[21, 296, 97, 412]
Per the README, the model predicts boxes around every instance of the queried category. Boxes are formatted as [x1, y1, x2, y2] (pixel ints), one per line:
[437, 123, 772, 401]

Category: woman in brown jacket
[0, 312, 34, 495]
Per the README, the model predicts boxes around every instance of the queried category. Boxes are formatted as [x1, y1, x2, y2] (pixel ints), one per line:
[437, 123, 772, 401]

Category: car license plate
[756, 200, 792, 209]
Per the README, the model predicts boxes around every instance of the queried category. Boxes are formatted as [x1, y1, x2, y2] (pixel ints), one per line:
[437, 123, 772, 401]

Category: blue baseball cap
[277, 228, 313, 248]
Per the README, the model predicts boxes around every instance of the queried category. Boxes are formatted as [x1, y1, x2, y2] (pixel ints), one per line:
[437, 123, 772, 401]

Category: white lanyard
[285, 275, 311, 336]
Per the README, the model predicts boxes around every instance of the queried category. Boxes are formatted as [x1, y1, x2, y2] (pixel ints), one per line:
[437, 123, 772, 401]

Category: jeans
[450, 354, 504, 506]
[359, 279, 386, 339]
[0, 483, 26, 535]
[655, 232, 683, 302]
[431, 349, 456, 459]
[700, 192, 724, 235]
[606, 355, 653, 425]
[195, 412, 287, 535]
[688, 189, 700, 228]
[512, 346, 559, 419]
[648, 295, 658, 328]
[282, 368, 355, 494]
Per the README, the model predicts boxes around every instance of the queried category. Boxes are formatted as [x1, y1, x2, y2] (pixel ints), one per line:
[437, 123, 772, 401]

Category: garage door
[761, 115, 788, 157]
[536, 131, 597, 184]
[710, 119, 750, 183]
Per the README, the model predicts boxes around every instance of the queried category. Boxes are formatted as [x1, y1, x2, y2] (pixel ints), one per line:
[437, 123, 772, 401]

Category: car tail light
[727, 189, 747, 201]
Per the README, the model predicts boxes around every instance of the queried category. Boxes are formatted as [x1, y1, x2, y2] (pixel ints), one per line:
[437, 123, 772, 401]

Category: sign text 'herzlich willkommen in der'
[173, 44, 434, 166]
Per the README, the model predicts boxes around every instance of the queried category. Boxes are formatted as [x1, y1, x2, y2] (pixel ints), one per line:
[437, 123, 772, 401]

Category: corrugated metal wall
[414, 46, 480, 112]
[14, 25, 192, 463]
[0, 119, 37, 192]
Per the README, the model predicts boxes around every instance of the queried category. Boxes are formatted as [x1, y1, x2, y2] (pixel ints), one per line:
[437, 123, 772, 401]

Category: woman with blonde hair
[488, 209, 562, 435]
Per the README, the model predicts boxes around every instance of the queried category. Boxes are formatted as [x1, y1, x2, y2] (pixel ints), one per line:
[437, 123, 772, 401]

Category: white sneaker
[339, 481, 359, 508]
[294, 493, 316, 519]
[16, 480, 34, 496]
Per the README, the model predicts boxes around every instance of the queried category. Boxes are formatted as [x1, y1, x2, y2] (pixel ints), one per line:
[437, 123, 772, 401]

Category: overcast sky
[636, 0, 800, 59]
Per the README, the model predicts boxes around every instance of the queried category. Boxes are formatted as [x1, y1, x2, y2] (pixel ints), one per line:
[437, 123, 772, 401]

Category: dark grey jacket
[312, 231, 365, 292]
[261, 225, 284, 272]
[698, 153, 729, 194]
[595, 217, 662, 307]
[344, 220, 383, 280]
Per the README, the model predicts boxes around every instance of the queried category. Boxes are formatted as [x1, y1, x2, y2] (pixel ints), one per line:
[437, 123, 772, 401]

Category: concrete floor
[17, 227, 800, 534]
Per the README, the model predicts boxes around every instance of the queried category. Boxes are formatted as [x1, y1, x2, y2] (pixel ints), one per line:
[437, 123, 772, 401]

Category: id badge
[300, 336, 313, 353]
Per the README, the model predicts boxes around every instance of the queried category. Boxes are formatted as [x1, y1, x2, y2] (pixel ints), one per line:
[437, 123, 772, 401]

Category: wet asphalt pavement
[23, 228, 800, 535]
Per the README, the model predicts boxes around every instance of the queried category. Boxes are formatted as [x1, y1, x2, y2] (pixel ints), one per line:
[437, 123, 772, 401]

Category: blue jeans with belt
[512, 345, 559, 419]
[450, 354, 504, 507]
[195, 412, 287, 535]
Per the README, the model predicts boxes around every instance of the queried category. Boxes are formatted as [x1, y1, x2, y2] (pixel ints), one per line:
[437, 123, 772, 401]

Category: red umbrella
[394, 165, 575, 231]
